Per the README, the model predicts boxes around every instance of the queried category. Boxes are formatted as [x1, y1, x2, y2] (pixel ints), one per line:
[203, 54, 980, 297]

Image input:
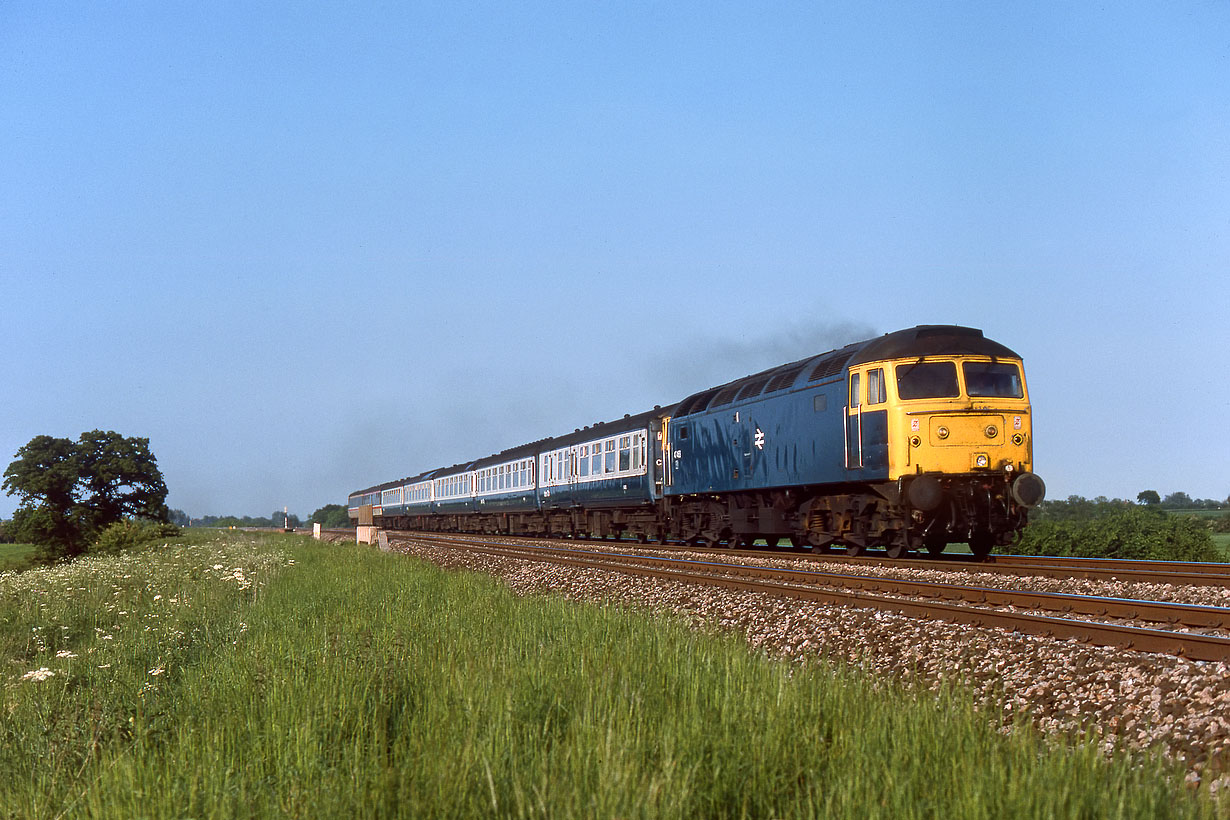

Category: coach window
[619, 436, 631, 471]
[578, 446, 590, 477]
[632, 436, 642, 471]
[605, 440, 617, 473]
[849, 373, 861, 408]
[868, 368, 886, 404]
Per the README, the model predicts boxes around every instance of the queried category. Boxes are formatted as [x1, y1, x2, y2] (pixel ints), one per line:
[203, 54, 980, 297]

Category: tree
[310, 503, 351, 528]
[1137, 490, 1161, 505]
[168, 509, 190, 527]
[1162, 491, 1194, 509]
[2, 431, 169, 561]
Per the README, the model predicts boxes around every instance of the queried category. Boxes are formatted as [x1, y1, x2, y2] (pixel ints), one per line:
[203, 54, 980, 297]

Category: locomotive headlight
[974, 453, 989, 468]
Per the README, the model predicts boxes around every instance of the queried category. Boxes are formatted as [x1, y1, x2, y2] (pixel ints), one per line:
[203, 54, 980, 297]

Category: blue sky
[2, 1, 1228, 520]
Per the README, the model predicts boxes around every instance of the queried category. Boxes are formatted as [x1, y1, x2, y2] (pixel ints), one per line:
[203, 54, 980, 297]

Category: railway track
[388, 531, 1230, 662]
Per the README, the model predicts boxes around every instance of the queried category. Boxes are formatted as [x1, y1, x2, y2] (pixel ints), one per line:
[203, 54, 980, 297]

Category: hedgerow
[1010, 506, 1219, 561]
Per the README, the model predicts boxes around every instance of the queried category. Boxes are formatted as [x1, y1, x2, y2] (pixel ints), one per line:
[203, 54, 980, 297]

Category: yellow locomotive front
[847, 342, 1045, 557]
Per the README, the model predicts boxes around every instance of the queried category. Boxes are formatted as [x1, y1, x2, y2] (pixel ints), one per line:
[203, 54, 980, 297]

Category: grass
[0, 541, 38, 572]
[0, 531, 1218, 818]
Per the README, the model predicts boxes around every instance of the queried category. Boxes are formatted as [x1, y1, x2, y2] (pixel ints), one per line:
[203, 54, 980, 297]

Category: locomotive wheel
[924, 533, 947, 557]
[969, 531, 994, 560]
[845, 542, 866, 557]
[637, 532, 649, 544]
[763, 536, 780, 548]
[885, 540, 911, 560]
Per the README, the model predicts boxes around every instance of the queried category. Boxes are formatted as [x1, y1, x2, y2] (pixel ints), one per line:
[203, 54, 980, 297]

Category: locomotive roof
[671, 325, 1020, 418]
[848, 325, 1020, 365]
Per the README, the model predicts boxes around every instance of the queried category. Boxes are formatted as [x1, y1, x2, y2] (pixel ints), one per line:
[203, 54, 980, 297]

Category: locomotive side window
[963, 362, 1023, 398]
[896, 362, 960, 399]
[868, 369, 886, 404]
[849, 373, 861, 407]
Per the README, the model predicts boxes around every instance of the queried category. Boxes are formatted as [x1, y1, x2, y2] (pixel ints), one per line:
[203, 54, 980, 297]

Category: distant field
[0, 542, 36, 572]
[0, 532, 1218, 818]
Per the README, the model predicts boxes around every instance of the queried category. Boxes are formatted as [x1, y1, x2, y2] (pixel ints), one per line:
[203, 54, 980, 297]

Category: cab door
[845, 371, 864, 469]
[846, 367, 889, 474]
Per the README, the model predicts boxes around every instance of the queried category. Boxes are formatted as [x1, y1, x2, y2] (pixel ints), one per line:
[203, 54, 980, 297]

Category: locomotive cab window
[867, 368, 886, 404]
[896, 361, 960, 400]
[849, 373, 861, 407]
[963, 362, 1023, 398]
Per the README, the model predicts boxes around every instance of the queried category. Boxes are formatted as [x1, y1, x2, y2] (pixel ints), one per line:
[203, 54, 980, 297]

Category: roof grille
[705, 382, 745, 410]
[735, 376, 772, 401]
[765, 363, 806, 393]
[808, 352, 853, 381]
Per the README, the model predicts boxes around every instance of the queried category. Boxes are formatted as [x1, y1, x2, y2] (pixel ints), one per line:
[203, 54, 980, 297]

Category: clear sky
[2, 1, 1228, 520]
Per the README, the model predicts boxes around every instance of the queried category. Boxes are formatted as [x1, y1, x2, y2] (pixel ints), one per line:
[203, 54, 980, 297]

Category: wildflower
[21, 667, 55, 682]
[55, 650, 77, 659]
[148, 665, 166, 676]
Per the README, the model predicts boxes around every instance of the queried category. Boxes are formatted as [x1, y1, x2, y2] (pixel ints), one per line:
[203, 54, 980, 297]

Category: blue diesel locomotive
[348, 325, 1045, 558]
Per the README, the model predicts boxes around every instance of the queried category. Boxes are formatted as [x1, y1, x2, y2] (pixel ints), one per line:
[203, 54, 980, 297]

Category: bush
[1212, 513, 1230, 534]
[93, 519, 182, 554]
[1012, 506, 1220, 561]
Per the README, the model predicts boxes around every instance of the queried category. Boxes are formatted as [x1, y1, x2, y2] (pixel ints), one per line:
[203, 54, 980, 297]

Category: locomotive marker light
[985, 425, 998, 439]
[936, 426, 950, 440]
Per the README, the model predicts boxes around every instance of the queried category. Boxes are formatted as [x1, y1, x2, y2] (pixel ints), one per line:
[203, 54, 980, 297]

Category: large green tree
[2, 431, 169, 560]
[310, 503, 351, 528]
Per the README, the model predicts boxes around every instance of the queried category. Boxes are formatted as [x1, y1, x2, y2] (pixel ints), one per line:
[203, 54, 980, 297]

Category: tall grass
[0, 532, 1216, 818]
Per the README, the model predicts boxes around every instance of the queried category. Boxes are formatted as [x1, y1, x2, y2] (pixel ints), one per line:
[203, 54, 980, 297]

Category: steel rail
[392, 532, 1230, 662]
[379, 528, 1230, 587]
[400, 533, 1230, 630]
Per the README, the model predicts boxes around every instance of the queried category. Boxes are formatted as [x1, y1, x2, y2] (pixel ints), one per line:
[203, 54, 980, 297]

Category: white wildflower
[21, 667, 55, 682]
[55, 650, 77, 659]
[148, 665, 165, 676]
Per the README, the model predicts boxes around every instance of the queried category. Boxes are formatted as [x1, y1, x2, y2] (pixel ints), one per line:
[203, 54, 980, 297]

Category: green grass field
[0, 531, 1218, 818]
[0, 541, 37, 572]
